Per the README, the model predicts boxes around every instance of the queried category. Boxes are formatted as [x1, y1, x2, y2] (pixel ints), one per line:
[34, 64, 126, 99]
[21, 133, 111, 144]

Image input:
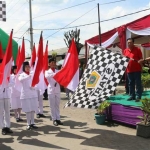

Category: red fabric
[51, 68, 55, 72]
[43, 42, 49, 86]
[141, 43, 150, 48]
[30, 44, 36, 67]
[17, 39, 25, 73]
[0, 42, 4, 59]
[0, 30, 13, 84]
[124, 46, 142, 73]
[16, 46, 20, 67]
[25, 71, 29, 75]
[31, 34, 43, 87]
[127, 15, 150, 30]
[117, 26, 126, 52]
[86, 28, 116, 45]
[54, 39, 79, 87]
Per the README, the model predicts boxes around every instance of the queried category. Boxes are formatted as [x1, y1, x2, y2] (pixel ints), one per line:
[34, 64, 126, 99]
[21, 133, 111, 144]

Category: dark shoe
[16, 118, 20, 122]
[2, 128, 7, 135]
[40, 114, 46, 118]
[56, 120, 63, 125]
[127, 97, 135, 101]
[5, 128, 13, 134]
[31, 124, 38, 129]
[26, 125, 31, 130]
[19, 118, 23, 122]
[53, 120, 58, 126]
[36, 114, 40, 118]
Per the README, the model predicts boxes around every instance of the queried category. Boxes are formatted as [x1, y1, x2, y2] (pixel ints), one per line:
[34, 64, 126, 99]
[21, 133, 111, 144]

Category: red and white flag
[0, 30, 13, 86]
[0, 41, 4, 59]
[30, 43, 36, 68]
[16, 38, 25, 74]
[16, 46, 21, 67]
[54, 39, 79, 91]
[31, 33, 46, 94]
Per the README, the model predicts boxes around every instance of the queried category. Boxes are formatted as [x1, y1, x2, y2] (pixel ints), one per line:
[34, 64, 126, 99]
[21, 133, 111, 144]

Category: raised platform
[106, 91, 150, 126]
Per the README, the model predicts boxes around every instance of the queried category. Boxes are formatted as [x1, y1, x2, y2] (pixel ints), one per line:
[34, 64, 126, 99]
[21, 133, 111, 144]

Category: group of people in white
[0, 57, 63, 135]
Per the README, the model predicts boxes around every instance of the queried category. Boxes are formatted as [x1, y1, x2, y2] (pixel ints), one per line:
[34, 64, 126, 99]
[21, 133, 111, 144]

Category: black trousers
[43, 89, 48, 99]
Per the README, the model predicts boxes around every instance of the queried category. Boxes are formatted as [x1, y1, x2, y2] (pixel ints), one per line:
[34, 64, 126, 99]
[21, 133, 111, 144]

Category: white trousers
[48, 94, 60, 121]
[0, 99, 10, 129]
[36, 93, 43, 114]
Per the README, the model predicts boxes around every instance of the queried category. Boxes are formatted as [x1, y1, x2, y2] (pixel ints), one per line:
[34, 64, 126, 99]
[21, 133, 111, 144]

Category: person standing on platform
[18, 61, 38, 130]
[9, 65, 23, 122]
[124, 38, 143, 102]
[45, 58, 63, 126]
[0, 59, 13, 135]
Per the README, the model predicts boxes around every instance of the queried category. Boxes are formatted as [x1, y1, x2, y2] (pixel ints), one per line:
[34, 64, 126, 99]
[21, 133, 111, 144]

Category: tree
[64, 28, 83, 55]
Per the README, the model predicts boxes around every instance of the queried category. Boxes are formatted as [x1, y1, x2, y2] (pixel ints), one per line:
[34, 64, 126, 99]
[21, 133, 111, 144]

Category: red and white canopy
[85, 15, 150, 52]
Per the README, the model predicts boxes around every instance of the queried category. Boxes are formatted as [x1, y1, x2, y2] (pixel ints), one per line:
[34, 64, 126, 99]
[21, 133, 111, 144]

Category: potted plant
[137, 98, 150, 138]
[95, 101, 110, 125]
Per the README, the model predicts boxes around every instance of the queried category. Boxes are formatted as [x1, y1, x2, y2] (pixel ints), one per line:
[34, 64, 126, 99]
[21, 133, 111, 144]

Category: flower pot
[136, 123, 150, 138]
[95, 113, 106, 125]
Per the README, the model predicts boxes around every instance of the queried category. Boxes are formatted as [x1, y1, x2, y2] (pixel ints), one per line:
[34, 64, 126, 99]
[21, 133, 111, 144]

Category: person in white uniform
[18, 61, 38, 130]
[0, 59, 13, 135]
[31, 62, 46, 119]
[45, 58, 63, 126]
[9, 65, 23, 122]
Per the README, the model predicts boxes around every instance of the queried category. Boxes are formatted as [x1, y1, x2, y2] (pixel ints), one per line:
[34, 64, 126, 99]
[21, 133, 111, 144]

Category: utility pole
[97, 3, 102, 46]
[29, 0, 33, 51]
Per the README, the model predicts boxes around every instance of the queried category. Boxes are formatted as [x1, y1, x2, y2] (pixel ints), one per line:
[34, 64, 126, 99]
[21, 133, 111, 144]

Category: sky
[1, 0, 150, 57]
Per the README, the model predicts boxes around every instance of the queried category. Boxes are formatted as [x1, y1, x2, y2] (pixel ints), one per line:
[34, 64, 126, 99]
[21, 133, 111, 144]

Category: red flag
[53, 39, 79, 91]
[0, 41, 4, 59]
[16, 46, 21, 66]
[0, 30, 13, 85]
[43, 41, 49, 86]
[31, 33, 43, 87]
[17, 38, 25, 74]
[30, 43, 36, 67]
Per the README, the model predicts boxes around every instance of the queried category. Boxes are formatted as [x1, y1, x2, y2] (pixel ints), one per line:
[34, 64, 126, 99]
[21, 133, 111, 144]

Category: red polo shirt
[123, 46, 142, 73]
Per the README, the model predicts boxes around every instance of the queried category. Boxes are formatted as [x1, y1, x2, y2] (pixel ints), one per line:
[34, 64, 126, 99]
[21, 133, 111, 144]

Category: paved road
[0, 90, 150, 150]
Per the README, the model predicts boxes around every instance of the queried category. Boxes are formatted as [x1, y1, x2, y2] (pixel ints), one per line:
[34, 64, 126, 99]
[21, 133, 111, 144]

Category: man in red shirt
[124, 38, 143, 101]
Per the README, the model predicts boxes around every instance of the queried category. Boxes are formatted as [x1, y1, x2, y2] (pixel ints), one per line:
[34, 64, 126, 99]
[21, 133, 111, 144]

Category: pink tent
[85, 15, 150, 63]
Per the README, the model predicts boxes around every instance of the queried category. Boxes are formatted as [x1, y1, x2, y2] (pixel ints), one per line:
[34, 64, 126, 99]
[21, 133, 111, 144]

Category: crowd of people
[0, 58, 63, 135]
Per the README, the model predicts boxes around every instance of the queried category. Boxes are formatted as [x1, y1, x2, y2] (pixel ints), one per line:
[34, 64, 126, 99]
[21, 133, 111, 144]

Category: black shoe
[5, 128, 13, 134]
[2, 128, 7, 135]
[26, 125, 31, 130]
[19, 118, 23, 122]
[40, 114, 46, 118]
[16, 118, 20, 122]
[53, 120, 58, 126]
[31, 124, 38, 129]
[56, 120, 63, 125]
[36, 114, 40, 118]
[127, 97, 135, 101]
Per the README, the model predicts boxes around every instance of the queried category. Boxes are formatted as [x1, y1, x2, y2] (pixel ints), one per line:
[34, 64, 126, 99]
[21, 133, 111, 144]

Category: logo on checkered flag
[0, 1, 6, 22]
[64, 47, 129, 109]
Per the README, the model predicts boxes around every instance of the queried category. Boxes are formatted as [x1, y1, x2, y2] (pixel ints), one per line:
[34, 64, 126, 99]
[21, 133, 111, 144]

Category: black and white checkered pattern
[0, 1, 6, 22]
[64, 47, 129, 109]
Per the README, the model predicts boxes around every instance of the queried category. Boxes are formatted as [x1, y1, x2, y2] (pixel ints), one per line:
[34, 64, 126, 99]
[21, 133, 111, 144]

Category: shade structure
[0, 29, 18, 63]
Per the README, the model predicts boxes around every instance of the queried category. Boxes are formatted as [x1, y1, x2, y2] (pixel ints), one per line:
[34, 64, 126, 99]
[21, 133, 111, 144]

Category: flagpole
[97, 3, 102, 46]
[29, 0, 33, 51]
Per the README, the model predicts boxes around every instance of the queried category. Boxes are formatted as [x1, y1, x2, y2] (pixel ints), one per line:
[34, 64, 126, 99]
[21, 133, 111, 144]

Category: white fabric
[142, 47, 150, 50]
[48, 94, 60, 120]
[31, 111, 35, 124]
[0, 98, 10, 128]
[127, 27, 150, 35]
[102, 32, 118, 48]
[18, 72, 38, 99]
[10, 97, 21, 110]
[36, 90, 43, 114]
[45, 69, 60, 94]
[67, 68, 79, 91]
[26, 112, 31, 125]
[0, 86, 11, 99]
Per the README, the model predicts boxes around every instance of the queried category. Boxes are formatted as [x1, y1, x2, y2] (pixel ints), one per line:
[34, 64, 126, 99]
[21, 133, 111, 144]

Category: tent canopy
[0, 29, 18, 62]
[85, 15, 150, 51]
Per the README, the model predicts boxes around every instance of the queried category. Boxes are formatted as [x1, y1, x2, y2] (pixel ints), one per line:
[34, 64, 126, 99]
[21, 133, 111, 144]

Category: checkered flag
[0, 1, 6, 22]
[64, 47, 129, 109]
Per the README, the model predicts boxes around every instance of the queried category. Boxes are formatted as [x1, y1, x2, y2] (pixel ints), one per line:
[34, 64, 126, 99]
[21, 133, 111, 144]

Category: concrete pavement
[0, 86, 150, 150]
